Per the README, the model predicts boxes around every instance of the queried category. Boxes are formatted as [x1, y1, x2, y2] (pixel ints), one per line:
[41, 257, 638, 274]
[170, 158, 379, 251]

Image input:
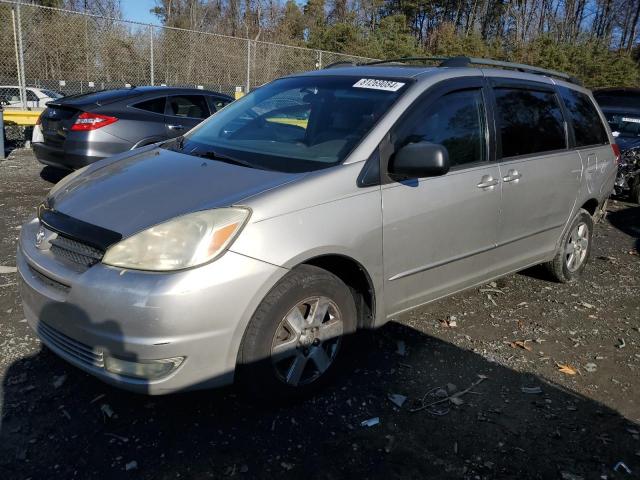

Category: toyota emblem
[35, 227, 46, 248]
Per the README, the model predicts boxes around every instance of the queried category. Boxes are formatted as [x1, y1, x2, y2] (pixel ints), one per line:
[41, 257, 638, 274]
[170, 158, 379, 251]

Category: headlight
[102, 208, 250, 271]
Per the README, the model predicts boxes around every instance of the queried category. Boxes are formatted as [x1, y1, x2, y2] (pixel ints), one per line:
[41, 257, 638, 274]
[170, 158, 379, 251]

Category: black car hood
[616, 136, 640, 152]
[48, 146, 304, 237]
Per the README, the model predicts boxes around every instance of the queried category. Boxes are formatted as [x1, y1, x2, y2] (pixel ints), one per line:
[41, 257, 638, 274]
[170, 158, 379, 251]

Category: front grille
[28, 265, 70, 294]
[50, 235, 104, 268]
[38, 321, 104, 368]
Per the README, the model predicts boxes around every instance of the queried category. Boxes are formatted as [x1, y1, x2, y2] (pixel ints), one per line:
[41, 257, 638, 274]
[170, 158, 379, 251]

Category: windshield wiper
[161, 135, 185, 150]
[191, 149, 257, 169]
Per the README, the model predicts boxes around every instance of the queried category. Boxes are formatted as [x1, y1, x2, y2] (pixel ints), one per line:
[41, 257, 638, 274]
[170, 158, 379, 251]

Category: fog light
[104, 356, 184, 380]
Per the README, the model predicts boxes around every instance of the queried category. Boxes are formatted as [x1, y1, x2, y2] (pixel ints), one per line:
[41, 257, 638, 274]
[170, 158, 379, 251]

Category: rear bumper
[33, 129, 134, 169]
[33, 141, 103, 169]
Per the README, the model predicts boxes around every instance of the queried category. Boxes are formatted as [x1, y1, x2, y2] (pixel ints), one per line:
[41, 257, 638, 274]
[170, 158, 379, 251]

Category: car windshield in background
[42, 89, 63, 99]
[603, 112, 640, 137]
[166, 76, 409, 172]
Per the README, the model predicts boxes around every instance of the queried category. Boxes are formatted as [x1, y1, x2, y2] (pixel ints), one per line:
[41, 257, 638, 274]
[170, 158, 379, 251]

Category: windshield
[603, 111, 640, 137]
[165, 76, 409, 172]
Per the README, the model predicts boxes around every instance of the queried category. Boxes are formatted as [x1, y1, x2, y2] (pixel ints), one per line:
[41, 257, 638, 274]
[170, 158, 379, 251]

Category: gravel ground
[0, 149, 639, 480]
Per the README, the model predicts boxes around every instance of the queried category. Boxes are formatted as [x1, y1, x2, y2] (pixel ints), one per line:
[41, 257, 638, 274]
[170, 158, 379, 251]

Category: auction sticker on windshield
[353, 79, 405, 92]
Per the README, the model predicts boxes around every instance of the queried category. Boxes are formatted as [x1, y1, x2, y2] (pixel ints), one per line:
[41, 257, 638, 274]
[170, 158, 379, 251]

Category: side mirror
[389, 141, 450, 178]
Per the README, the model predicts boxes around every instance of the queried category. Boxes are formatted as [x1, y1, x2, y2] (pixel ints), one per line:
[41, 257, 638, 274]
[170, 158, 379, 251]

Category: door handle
[477, 175, 499, 190]
[167, 124, 184, 130]
[502, 169, 522, 183]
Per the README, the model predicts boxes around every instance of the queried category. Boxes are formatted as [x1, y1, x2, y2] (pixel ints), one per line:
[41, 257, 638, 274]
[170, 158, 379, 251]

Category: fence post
[318, 51, 323, 69]
[11, 5, 27, 109]
[149, 25, 155, 86]
[0, 104, 5, 160]
[245, 39, 251, 94]
[15, 4, 27, 109]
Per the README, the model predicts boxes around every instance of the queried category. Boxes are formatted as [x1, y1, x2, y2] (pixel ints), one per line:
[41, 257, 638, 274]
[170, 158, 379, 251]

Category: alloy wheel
[565, 222, 589, 272]
[271, 296, 343, 387]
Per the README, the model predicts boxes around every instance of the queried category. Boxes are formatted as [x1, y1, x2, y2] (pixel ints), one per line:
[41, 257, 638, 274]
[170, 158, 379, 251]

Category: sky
[120, 0, 159, 25]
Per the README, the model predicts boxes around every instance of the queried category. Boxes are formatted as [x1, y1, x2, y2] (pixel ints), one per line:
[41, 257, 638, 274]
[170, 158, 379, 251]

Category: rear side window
[133, 97, 166, 114]
[395, 89, 487, 168]
[168, 95, 209, 118]
[494, 88, 566, 157]
[559, 87, 609, 147]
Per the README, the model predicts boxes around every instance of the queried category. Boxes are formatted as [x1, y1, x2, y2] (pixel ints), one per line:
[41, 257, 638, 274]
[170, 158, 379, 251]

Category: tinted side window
[210, 96, 231, 111]
[494, 88, 566, 157]
[6, 88, 20, 102]
[26, 90, 39, 101]
[395, 89, 486, 168]
[133, 97, 166, 114]
[168, 95, 209, 118]
[559, 87, 608, 147]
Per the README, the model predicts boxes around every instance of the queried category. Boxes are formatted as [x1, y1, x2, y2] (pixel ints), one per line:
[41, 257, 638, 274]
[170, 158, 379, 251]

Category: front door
[382, 80, 501, 316]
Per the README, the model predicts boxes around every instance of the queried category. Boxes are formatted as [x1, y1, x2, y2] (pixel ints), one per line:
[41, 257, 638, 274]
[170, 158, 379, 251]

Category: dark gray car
[33, 86, 233, 169]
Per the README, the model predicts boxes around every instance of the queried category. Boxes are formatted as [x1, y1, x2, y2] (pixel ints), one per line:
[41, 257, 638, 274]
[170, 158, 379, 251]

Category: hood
[48, 147, 304, 237]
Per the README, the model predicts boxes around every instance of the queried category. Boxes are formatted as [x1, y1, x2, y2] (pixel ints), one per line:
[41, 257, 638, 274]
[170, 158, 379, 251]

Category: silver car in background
[18, 57, 617, 397]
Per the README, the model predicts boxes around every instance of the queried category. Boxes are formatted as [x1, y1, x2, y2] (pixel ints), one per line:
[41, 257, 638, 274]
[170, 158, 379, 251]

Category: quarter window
[133, 97, 166, 114]
[395, 89, 487, 168]
[211, 97, 231, 111]
[559, 87, 609, 147]
[168, 95, 209, 119]
[494, 88, 566, 157]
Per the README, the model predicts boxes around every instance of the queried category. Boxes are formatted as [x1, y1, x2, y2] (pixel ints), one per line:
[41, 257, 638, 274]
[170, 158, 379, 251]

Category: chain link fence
[0, 0, 375, 107]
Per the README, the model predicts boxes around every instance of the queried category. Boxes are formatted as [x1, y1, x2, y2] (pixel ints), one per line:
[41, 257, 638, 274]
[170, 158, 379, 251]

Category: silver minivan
[17, 57, 617, 397]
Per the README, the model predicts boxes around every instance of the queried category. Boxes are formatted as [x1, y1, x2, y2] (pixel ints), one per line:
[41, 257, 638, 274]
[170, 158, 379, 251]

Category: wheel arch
[296, 254, 377, 330]
[580, 198, 600, 217]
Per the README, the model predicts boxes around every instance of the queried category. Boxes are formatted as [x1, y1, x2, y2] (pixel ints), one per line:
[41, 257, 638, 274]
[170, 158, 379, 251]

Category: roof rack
[359, 56, 581, 85]
[324, 60, 357, 69]
[364, 56, 450, 66]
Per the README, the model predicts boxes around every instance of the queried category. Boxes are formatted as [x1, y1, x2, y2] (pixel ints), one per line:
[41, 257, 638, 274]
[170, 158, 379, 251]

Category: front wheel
[236, 265, 357, 399]
[544, 209, 593, 283]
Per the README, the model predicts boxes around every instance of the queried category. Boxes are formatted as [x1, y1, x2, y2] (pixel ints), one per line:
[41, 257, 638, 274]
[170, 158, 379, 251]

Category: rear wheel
[630, 176, 640, 204]
[544, 209, 593, 283]
[236, 265, 357, 399]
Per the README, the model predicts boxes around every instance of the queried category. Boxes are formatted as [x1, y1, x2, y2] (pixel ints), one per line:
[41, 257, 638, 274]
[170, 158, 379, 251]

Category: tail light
[612, 143, 621, 166]
[36, 112, 43, 125]
[70, 112, 118, 131]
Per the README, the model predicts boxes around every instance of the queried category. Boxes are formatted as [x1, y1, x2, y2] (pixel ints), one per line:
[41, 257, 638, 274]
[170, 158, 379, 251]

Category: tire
[544, 209, 593, 283]
[630, 176, 640, 204]
[236, 265, 357, 399]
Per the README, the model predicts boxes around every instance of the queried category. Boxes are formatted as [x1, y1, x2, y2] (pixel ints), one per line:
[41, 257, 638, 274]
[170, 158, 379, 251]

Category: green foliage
[368, 15, 419, 59]
[298, 1, 640, 88]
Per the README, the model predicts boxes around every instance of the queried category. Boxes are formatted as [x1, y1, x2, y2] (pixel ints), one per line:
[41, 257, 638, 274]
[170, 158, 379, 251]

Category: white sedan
[0, 85, 63, 108]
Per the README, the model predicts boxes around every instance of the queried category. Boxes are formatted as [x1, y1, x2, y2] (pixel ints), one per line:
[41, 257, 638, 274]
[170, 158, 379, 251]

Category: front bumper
[17, 218, 287, 394]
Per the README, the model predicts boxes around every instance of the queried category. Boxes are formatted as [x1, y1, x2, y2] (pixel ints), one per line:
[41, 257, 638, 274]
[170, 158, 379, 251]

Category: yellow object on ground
[266, 117, 308, 128]
[2, 109, 43, 126]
